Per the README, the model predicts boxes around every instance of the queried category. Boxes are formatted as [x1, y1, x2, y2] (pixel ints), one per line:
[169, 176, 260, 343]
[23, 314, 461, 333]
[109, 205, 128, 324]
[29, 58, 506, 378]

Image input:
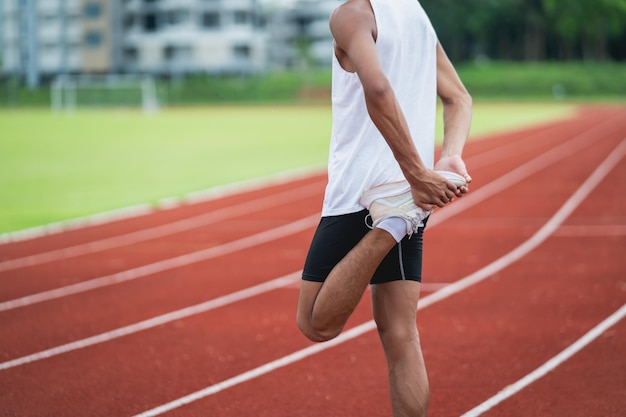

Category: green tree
[544, 0, 626, 60]
[421, 0, 626, 61]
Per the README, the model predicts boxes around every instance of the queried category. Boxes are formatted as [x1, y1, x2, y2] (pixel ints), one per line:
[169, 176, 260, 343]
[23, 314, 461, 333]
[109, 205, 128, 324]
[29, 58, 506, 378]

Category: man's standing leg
[372, 280, 429, 417]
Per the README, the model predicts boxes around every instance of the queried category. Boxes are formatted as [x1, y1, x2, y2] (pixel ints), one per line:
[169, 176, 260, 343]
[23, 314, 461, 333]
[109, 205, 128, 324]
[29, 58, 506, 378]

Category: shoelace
[407, 217, 424, 238]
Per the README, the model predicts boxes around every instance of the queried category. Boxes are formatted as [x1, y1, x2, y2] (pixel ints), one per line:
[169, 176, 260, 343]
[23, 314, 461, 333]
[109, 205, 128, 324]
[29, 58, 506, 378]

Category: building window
[123, 47, 139, 63]
[40, 13, 56, 23]
[84, 30, 103, 47]
[202, 12, 220, 29]
[233, 44, 250, 59]
[167, 10, 189, 25]
[84, 3, 103, 19]
[143, 13, 158, 32]
[233, 10, 249, 25]
[164, 45, 192, 61]
[42, 42, 57, 53]
[123, 15, 135, 30]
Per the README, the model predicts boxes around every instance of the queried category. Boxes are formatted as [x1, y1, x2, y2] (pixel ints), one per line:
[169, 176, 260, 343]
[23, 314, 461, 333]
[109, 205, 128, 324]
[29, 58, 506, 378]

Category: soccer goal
[51, 74, 160, 113]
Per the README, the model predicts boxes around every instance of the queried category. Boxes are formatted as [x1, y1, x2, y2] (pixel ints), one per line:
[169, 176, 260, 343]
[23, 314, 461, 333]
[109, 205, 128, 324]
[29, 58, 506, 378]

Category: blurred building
[265, 0, 336, 69]
[0, 0, 337, 85]
[121, 0, 266, 75]
[0, 0, 113, 87]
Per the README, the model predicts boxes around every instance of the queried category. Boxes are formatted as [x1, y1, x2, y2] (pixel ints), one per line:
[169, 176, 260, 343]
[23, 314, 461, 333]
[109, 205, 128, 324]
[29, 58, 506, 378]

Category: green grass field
[0, 102, 576, 234]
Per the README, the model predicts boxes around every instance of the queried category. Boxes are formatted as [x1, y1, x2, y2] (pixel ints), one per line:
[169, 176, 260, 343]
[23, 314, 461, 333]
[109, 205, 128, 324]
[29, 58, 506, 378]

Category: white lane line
[130, 138, 626, 417]
[0, 215, 319, 312]
[2, 113, 618, 313]
[0, 166, 325, 245]
[460, 303, 626, 417]
[0, 272, 301, 371]
[420, 283, 451, 292]
[0, 204, 155, 245]
[0, 181, 324, 273]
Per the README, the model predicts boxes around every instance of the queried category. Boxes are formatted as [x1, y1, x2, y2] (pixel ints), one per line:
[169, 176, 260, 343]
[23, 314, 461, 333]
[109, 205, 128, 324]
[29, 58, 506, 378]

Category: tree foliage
[420, 0, 626, 61]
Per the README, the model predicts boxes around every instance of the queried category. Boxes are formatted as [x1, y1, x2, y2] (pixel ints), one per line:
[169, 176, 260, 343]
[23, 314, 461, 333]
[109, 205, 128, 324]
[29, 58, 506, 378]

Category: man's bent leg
[297, 228, 397, 342]
[371, 280, 429, 417]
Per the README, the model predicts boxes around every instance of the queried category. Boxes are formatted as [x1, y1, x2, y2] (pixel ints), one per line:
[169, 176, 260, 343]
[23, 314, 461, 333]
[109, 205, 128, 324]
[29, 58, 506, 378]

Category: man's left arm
[435, 42, 473, 190]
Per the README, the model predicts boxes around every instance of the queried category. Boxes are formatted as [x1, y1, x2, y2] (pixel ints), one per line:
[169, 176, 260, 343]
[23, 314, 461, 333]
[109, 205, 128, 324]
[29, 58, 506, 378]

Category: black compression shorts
[302, 209, 427, 284]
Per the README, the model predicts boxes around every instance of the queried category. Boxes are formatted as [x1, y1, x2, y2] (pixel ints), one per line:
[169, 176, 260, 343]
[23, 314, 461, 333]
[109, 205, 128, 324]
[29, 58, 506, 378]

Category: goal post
[51, 74, 160, 114]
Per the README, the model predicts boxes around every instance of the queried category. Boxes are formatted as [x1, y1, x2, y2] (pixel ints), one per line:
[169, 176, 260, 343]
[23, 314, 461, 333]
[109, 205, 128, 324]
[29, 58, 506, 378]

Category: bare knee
[296, 312, 343, 343]
[377, 324, 420, 353]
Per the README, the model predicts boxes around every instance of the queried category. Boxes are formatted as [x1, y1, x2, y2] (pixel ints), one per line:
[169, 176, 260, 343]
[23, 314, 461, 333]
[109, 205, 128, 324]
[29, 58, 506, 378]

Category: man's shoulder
[330, 0, 373, 26]
[330, 0, 375, 35]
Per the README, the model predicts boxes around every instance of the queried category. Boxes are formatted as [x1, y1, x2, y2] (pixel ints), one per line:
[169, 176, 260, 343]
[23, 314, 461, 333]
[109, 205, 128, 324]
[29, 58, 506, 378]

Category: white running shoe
[359, 181, 429, 237]
[359, 172, 467, 237]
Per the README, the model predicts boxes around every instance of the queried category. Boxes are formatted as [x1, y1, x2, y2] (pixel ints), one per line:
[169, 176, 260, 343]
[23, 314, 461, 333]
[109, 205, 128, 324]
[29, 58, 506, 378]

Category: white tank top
[322, 0, 438, 217]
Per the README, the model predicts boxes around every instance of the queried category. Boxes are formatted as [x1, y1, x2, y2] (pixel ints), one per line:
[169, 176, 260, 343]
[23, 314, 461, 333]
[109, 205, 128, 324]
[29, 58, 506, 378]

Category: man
[296, 0, 472, 416]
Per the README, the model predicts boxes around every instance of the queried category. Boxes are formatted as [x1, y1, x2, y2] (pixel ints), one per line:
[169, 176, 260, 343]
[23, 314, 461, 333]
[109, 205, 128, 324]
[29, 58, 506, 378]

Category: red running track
[1, 106, 625, 417]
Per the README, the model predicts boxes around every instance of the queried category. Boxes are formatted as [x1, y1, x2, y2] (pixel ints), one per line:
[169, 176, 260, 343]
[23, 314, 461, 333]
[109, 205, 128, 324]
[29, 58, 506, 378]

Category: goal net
[51, 75, 160, 113]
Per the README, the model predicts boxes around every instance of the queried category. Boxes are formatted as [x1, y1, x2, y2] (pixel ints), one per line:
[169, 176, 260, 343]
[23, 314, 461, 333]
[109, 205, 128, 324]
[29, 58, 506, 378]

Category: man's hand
[434, 154, 472, 196]
[410, 155, 471, 210]
[409, 169, 460, 211]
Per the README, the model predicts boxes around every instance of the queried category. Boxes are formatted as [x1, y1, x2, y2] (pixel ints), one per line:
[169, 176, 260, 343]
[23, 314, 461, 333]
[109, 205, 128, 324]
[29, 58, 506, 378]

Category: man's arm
[329, 2, 456, 209]
[434, 42, 473, 185]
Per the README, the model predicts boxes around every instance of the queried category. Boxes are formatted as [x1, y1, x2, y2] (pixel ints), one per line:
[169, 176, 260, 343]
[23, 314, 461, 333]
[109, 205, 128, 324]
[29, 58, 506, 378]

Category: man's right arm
[329, 3, 457, 209]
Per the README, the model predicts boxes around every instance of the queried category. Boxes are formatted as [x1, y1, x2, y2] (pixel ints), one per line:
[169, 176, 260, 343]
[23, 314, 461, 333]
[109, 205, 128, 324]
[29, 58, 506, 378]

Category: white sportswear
[322, 0, 439, 217]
